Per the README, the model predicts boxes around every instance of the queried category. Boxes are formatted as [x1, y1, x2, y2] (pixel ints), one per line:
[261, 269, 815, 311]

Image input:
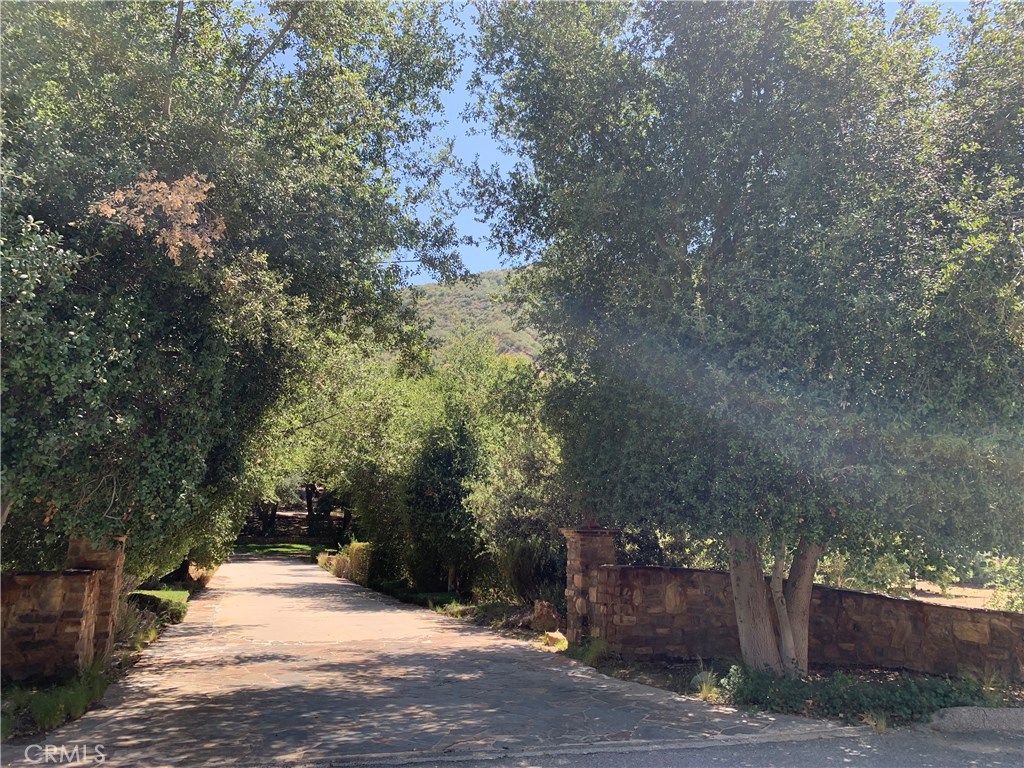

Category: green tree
[474, 0, 1023, 676]
[1, 1, 463, 575]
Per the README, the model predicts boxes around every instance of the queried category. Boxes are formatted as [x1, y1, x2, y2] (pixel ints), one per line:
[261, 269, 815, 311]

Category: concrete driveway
[4, 556, 857, 767]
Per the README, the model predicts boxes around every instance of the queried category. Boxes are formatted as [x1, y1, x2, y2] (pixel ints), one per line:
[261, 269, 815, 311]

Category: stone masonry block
[953, 621, 990, 645]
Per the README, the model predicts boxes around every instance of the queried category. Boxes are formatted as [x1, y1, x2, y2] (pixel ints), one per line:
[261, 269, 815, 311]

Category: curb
[265, 728, 866, 767]
[928, 706, 1024, 734]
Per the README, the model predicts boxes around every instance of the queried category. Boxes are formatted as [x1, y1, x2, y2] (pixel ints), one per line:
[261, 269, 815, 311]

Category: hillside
[410, 270, 541, 358]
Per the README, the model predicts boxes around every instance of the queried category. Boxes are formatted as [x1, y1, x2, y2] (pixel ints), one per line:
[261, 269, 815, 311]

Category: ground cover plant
[234, 543, 318, 560]
[0, 662, 109, 741]
[560, 641, 1024, 730]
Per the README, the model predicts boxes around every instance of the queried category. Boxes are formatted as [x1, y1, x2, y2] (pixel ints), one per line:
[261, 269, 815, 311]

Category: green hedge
[347, 542, 372, 586]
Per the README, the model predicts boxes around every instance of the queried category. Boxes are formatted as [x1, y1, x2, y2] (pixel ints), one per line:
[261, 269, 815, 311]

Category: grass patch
[133, 588, 189, 604]
[233, 542, 317, 559]
[127, 589, 189, 625]
[1, 662, 108, 740]
[564, 638, 616, 667]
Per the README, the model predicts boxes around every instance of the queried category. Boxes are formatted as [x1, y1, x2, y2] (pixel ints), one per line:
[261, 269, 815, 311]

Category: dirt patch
[911, 581, 997, 610]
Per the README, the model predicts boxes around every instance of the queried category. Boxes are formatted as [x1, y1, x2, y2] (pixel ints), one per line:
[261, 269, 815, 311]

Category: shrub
[986, 555, 1024, 612]
[115, 585, 159, 651]
[317, 550, 351, 579]
[332, 553, 350, 579]
[567, 638, 614, 667]
[347, 542, 372, 586]
[818, 551, 912, 596]
[127, 593, 187, 624]
[719, 665, 989, 726]
[28, 693, 66, 731]
[403, 415, 482, 593]
[492, 534, 564, 605]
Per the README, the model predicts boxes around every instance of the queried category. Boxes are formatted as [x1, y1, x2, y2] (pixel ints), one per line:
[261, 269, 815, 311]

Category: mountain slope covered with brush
[411, 270, 540, 358]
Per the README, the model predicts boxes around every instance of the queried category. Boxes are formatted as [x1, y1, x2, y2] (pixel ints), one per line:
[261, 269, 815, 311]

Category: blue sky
[408, 2, 512, 283]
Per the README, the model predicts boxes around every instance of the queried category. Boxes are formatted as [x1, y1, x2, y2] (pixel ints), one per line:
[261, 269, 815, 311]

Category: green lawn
[131, 588, 189, 604]
[233, 542, 317, 558]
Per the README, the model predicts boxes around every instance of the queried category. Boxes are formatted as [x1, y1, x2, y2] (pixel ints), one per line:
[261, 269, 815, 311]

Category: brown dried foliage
[91, 171, 226, 265]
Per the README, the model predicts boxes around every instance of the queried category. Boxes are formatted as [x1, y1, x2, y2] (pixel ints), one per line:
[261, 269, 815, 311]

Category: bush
[127, 593, 187, 624]
[492, 534, 564, 605]
[332, 553, 350, 578]
[817, 551, 912, 596]
[719, 665, 988, 725]
[566, 638, 614, 667]
[4, 663, 109, 737]
[347, 542, 372, 586]
[403, 415, 482, 593]
[985, 555, 1024, 612]
[28, 693, 66, 732]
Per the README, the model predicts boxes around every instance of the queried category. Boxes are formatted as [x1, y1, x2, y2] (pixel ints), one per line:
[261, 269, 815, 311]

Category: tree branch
[164, 0, 185, 120]
[230, 5, 300, 113]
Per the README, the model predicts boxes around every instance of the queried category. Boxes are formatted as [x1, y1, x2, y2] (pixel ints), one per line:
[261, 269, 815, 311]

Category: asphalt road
[319, 729, 1022, 768]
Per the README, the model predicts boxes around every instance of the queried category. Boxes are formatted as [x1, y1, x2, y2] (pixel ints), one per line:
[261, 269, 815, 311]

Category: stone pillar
[66, 536, 126, 661]
[560, 527, 617, 644]
[1, 570, 100, 681]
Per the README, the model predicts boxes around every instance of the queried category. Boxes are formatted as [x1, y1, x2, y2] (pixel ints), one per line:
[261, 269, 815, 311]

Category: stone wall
[1, 570, 101, 681]
[2, 537, 126, 682]
[563, 528, 1024, 682]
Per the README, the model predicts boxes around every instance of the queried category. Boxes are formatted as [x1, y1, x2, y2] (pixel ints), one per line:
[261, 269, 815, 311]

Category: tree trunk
[728, 534, 783, 675]
[770, 546, 801, 678]
[784, 537, 823, 676]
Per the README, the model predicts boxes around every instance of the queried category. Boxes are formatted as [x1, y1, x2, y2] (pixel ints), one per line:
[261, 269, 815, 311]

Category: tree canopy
[473, 0, 1023, 674]
[1, 0, 464, 575]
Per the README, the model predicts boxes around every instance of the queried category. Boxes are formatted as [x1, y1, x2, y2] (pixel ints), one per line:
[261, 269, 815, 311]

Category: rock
[532, 600, 560, 632]
[543, 630, 566, 647]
